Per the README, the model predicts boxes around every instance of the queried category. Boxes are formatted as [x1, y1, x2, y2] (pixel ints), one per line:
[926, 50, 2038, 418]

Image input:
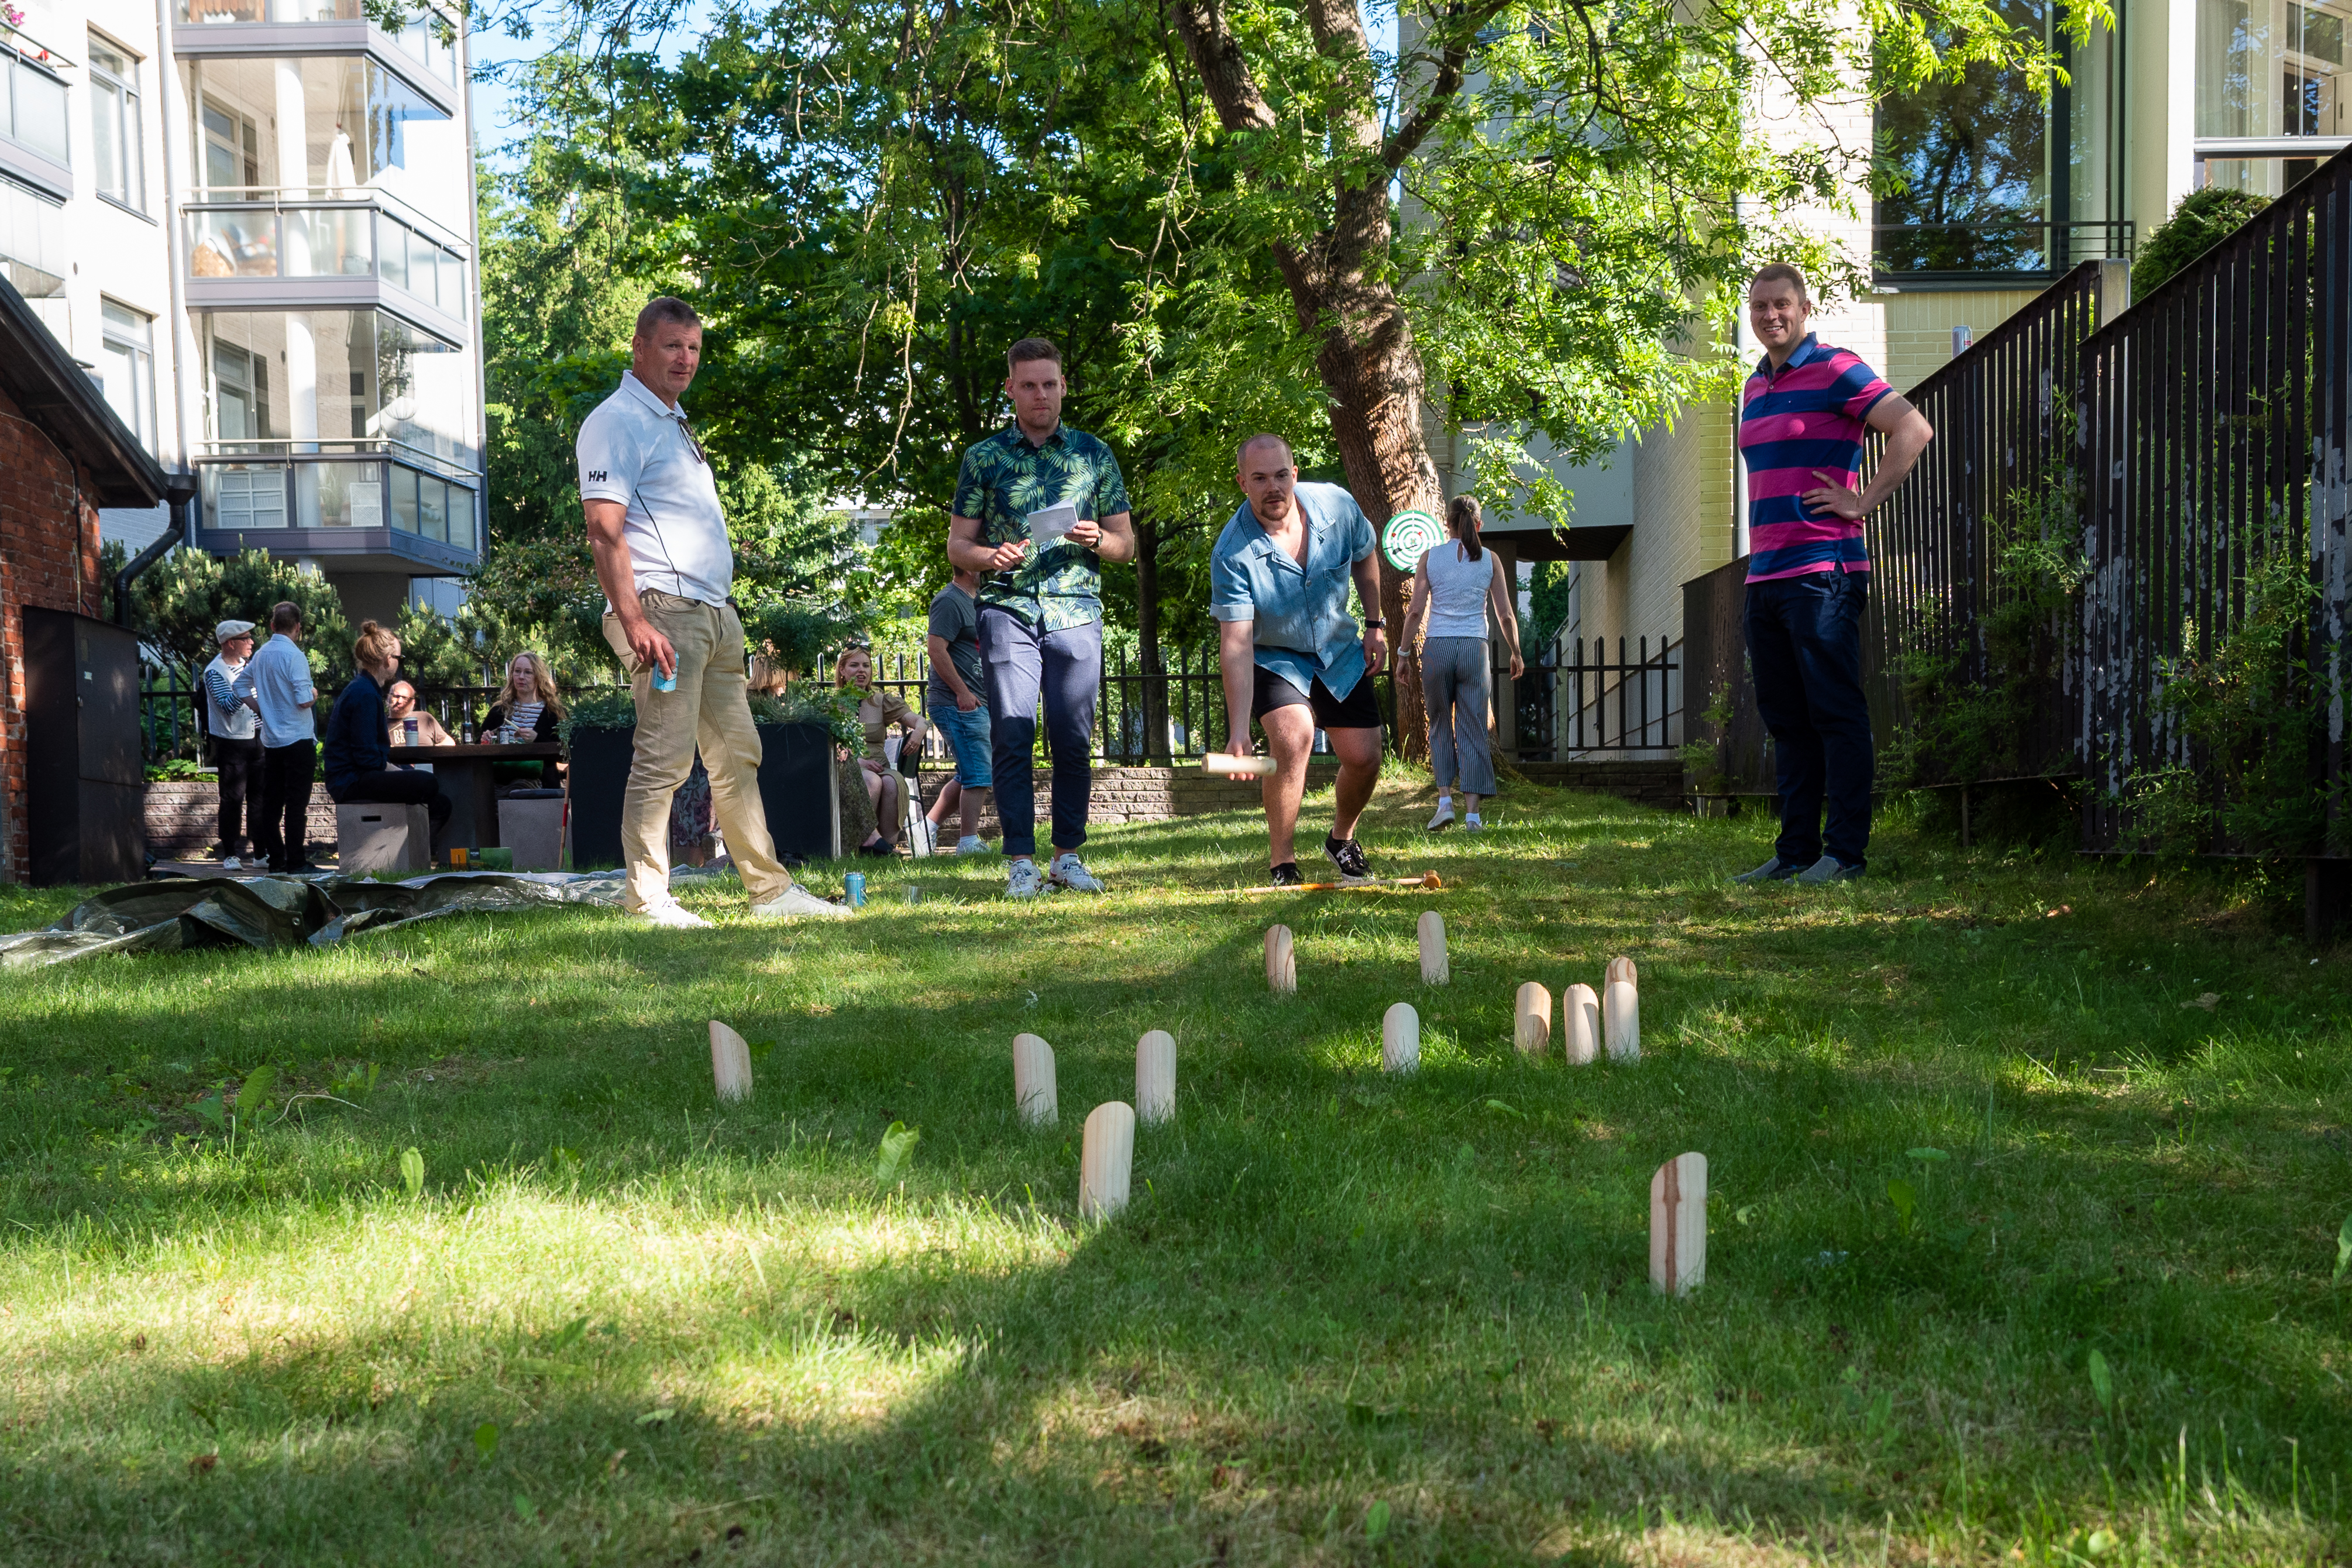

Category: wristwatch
[1364, 618, 1386, 629]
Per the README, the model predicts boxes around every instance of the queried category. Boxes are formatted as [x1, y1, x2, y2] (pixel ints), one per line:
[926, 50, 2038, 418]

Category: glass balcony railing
[1, 32, 72, 165]
[196, 449, 479, 552]
[184, 190, 469, 321]
[176, 0, 458, 86]
[1871, 219, 2137, 282]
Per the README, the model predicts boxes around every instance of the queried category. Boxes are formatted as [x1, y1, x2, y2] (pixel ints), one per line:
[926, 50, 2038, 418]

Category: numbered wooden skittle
[1136, 1030, 1177, 1125]
[1563, 982, 1600, 1065]
[1514, 982, 1552, 1057]
[1266, 925, 1297, 993]
[709, 1020, 753, 1102]
[1649, 1151, 1707, 1295]
[1383, 1002, 1421, 1074]
[1012, 1033, 1058, 1127]
[1080, 1102, 1137, 1219]
[1418, 910, 1448, 985]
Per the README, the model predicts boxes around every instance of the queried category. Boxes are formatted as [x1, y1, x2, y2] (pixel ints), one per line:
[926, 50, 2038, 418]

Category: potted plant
[560, 684, 860, 868]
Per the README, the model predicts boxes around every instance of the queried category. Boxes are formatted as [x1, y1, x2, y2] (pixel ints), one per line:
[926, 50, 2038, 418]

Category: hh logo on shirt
[587, 470, 608, 483]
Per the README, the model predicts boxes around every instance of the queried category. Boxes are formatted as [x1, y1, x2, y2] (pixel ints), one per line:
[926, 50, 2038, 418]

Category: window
[1873, 3, 2127, 278]
[1, 36, 72, 166]
[0, 174, 65, 297]
[88, 39, 144, 211]
[198, 98, 259, 191]
[197, 308, 470, 462]
[2198, 0, 2350, 192]
[98, 301, 157, 452]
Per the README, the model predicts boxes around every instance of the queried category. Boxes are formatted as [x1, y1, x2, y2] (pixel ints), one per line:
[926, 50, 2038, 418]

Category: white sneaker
[219, 855, 244, 871]
[955, 835, 991, 855]
[1426, 802, 1454, 833]
[1005, 858, 1049, 899]
[1048, 852, 1106, 893]
[749, 883, 854, 920]
[1464, 818, 1485, 833]
[635, 899, 711, 929]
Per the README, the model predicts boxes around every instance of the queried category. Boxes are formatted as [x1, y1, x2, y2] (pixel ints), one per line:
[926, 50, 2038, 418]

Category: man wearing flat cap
[202, 620, 261, 870]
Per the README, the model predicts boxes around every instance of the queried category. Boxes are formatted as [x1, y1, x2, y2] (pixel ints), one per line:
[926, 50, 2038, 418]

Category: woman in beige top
[835, 647, 926, 856]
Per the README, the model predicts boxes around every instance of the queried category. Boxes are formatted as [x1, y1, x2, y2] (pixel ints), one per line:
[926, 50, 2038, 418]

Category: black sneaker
[1268, 861, 1305, 886]
[1323, 835, 1373, 884]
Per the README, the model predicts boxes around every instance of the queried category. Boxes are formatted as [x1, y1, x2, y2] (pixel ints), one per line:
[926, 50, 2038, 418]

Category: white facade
[0, 0, 484, 627]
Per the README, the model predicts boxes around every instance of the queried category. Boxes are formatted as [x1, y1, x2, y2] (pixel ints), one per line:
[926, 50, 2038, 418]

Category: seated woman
[480, 652, 568, 788]
[384, 680, 455, 747]
[324, 621, 452, 843]
[834, 646, 923, 857]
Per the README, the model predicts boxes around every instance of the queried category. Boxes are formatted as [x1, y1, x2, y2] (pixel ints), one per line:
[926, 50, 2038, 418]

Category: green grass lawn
[1, 779, 2347, 1565]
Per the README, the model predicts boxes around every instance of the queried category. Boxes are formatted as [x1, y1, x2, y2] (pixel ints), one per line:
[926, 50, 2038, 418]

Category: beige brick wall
[1876, 288, 2043, 394]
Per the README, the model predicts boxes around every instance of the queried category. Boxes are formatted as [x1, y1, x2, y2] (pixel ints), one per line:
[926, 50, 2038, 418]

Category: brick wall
[146, 780, 341, 860]
[0, 387, 107, 883]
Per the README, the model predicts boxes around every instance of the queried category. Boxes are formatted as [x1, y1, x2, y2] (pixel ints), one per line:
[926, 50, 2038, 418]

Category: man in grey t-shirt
[923, 566, 994, 853]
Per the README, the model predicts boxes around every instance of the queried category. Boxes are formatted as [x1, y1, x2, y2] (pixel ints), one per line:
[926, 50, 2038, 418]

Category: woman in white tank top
[1399, 497, 1524, 831]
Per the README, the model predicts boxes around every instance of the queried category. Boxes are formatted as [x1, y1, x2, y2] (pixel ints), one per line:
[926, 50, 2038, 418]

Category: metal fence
[1541, 637, 1680, 755]
[819, 646, 1240, 765]
[1862, 257, 2118, 785]
[2080, 144, 2352, 855]
[143, 672, 509, 765]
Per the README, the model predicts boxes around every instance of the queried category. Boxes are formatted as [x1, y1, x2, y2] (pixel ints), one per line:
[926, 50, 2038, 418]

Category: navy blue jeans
[1742, 570, 1873, 870]
[979, 610, 1100, 859]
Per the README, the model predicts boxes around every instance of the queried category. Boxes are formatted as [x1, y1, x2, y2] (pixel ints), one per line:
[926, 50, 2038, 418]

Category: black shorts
[1250, 663, 1383, 730]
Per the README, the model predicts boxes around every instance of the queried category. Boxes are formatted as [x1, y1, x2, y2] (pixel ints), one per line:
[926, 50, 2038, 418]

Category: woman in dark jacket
[324, 621, 452, 837]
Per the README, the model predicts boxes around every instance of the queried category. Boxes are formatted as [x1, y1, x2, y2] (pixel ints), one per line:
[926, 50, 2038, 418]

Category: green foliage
[123, 547, 352, 686]
[1883, 477, 2085, 789]
[2131, 188, 2271, 298]
[2120, 547, 2331, 855]
[749, 685, 867, 752]
[1526, 562, 1576, 658]
[2086, 1347, 2114, 1415]
[873, 1121, 919, 1187]
[398, 1146, 425, 1201]
[146, 759, 208, 783]
[555, 689, 638, 742]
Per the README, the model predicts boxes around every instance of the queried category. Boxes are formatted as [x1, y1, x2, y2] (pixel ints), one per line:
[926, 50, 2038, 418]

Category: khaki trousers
[602, 592, 793, 912]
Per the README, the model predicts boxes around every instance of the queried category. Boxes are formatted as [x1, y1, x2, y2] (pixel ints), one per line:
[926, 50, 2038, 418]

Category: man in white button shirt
[246, 600, 321, 874]
[576, 296, 850, 926]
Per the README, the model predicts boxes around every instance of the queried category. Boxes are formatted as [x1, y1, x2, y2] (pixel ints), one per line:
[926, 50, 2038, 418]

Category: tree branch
[1383, 0, 1518, 170]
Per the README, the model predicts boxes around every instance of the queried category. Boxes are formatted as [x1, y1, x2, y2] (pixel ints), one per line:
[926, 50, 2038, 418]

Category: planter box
[565, 722, 841, 869]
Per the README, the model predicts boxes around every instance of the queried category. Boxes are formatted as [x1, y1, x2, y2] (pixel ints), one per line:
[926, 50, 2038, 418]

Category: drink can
[652, 666, 679, 693]
[403, 716, 419, 744]
[844, 872, 866, 907]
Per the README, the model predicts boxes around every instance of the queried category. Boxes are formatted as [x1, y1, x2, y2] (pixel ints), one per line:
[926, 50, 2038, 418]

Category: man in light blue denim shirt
[1211, 434, 1388, 886]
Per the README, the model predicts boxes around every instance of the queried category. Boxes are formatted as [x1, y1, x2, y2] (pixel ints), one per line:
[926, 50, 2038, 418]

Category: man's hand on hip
[957, 690, 979, 713]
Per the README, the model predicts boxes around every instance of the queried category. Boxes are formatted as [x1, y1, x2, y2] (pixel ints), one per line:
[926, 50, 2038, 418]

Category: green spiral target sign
[1380, 508, 1444, 572]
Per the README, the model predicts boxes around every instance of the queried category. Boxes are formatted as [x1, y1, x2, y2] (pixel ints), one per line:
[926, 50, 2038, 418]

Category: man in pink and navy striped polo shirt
[1733, 263, 1934, 886]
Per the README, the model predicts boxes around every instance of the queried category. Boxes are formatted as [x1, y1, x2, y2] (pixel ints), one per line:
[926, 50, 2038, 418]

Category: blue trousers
[1742, 570, 1873, 869]
[979, 610, 1099, 858]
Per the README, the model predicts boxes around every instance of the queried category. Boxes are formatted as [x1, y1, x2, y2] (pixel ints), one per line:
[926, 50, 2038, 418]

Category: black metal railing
[1863, 257, 2114, 785]
[1872, 219, 2135, 281]
[2079, 144, 2352, 855]
[817, 646, 1239, 765]
[1544, 637, 1680, 754]
[143, 672, 511, 766]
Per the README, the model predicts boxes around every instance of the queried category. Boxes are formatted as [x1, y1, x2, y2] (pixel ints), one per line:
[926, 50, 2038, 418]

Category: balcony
[1872, 220, 2136, 288]
[184, 189, 469, 340]
[174, 0, 459, 114]
[194, 444, 480, 575]
[1, 23, 73, 198]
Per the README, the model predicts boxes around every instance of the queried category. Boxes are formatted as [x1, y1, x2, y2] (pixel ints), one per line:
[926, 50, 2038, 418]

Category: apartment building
[1457, 0, 2347, 737]
[0, 0, 484, 627]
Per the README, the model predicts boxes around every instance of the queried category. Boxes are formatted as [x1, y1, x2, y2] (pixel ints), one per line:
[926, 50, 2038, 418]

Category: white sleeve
[576, 401, 644, 506]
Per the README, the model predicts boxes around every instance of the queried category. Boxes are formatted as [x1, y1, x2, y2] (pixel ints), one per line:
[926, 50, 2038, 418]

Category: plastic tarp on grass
[0, 871, 630, 968]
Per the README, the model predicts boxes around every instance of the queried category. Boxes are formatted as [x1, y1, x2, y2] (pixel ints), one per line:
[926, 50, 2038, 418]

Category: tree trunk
[1134, 512, 1172, 763]
[1168, 0, 1436, 759]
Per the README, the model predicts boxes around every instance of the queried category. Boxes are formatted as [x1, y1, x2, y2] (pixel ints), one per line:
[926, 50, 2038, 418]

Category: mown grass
[1, 778, 2347, 1566]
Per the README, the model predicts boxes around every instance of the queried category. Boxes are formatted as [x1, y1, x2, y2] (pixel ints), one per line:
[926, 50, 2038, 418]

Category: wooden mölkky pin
[1136, 1030, 1177, 1125]
[1418, 910, 1448, 985]
[1514, 982, 1553, 1057]
[1266, 924, 1297, 994]
[1603, 956, 1639, 1062]
[1563, 982, 1600, 1065]
[1383, 1002, 1421, 1074]
[709, 1019, 753, 1102]
[1012, 1032, 1058, 1127]
[1649, 1151, 1707, 1295]
[1079, 1101, 1137, 1219]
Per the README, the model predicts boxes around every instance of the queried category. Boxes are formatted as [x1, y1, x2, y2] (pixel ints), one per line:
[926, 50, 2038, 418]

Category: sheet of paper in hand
[1025, 503, 1081, 545]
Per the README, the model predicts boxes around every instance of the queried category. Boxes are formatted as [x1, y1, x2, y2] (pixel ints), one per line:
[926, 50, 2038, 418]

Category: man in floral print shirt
[947, 337, 1136, 898]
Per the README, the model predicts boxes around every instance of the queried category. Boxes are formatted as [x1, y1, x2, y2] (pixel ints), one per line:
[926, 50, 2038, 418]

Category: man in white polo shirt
[576, 295, 850, 927]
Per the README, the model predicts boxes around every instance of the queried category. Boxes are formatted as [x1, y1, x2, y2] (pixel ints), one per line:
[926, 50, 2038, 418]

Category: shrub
[2130, 188, 2270, 298]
